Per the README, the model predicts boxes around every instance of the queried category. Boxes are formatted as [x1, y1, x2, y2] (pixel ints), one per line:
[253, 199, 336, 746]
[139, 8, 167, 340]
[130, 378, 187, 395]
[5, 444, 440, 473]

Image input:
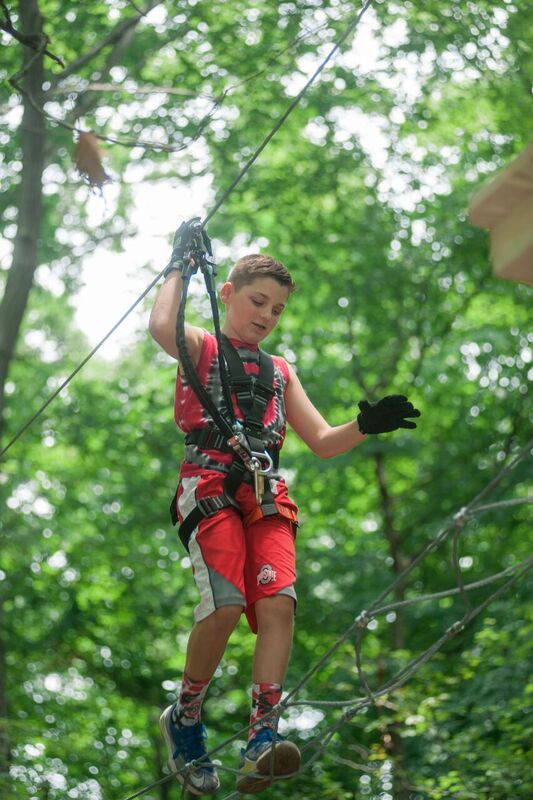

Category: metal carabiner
[248, 452, 273, 505]
[250, 450, 273, 476]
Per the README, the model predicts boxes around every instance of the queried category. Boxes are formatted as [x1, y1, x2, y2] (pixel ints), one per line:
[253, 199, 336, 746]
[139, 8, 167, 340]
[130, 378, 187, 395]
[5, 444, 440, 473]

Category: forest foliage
[0, 1, 532, 799]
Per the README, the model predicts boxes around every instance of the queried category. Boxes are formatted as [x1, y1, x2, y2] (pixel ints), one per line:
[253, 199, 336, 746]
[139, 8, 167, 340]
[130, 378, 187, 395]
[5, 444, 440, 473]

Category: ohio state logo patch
[257, 564, 277, 585]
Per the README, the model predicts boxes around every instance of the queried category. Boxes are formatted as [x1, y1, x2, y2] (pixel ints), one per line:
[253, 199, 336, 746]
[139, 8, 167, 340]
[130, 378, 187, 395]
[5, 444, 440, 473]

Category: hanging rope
[0, 272, 161, 457]
[117, 437, 532, 800]
[0, 0, 374, 459]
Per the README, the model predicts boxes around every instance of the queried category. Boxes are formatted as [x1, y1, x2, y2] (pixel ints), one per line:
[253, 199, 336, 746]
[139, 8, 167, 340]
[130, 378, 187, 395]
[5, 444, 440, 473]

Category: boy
[148, 219, 420, 795]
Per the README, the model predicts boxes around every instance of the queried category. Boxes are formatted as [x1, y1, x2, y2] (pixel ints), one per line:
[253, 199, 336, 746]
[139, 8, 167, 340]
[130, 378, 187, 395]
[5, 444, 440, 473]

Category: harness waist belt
[170, 487, 297, 553]
[185, 428, 232, 452]
[185, 427, 280, 469]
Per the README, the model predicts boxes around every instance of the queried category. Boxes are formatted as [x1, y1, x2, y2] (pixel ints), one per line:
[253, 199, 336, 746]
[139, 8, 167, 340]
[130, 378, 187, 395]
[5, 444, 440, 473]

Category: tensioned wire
[0, 0, 375, 459]
[118, 439, 532, 800]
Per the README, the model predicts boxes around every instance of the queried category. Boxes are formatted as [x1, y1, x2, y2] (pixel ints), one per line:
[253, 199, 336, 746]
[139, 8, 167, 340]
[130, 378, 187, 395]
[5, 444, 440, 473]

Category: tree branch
[0, 0, 64, 67]
[8, 1, 196, 155]
[49, 0, 160, 87]
[48, 81, 201, 98]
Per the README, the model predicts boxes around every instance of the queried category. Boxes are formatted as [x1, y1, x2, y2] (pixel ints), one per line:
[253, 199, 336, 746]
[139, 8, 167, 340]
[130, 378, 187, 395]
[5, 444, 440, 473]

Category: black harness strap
[175, 277, 235, 441]
[173, 338, 282, 551]
[185, 428, 233, 452]
[220, 334, 275, 441]
[174, 492, 238, 551]
[185, 428, 279, 467]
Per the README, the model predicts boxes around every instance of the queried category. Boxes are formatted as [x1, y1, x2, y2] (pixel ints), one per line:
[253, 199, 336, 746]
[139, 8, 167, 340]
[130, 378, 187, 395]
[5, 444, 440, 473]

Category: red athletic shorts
[176, 471, 299, 633]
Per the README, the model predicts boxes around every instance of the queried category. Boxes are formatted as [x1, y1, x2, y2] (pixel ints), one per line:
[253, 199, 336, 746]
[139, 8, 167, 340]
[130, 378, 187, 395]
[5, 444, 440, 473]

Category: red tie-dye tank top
[174, 331, 291, 478]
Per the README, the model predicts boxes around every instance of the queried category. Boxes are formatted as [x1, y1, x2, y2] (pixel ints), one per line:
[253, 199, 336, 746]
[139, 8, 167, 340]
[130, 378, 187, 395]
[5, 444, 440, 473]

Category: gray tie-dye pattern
[182, 342, 287, 476]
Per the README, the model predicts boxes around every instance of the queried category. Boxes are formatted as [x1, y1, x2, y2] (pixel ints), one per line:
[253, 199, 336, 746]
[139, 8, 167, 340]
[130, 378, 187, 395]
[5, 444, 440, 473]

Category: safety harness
[168, 223, 296, 552]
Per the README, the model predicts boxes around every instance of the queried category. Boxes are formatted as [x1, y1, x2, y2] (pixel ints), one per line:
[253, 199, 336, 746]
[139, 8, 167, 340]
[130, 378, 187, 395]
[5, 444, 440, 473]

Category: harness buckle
[197, 495, 226, 517]
[227, 431, 253, 465]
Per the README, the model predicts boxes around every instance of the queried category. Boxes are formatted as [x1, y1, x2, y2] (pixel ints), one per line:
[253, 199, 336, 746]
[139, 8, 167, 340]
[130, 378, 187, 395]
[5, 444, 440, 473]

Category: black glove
[357, 394, 421, 435]
[163, 217, 212, 277]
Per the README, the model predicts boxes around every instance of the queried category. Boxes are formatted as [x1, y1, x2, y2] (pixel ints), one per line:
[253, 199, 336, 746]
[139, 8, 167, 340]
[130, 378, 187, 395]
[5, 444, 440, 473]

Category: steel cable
[1, 0, 375, 459]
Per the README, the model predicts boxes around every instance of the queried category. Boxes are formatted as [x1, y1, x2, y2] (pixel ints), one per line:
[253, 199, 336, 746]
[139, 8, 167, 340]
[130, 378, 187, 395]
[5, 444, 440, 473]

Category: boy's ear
[219, 281, 233, 305]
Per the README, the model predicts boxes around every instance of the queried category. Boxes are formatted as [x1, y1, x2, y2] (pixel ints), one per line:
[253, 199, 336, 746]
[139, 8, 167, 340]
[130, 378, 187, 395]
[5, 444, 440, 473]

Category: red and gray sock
[173, 672, 210, 727]
[248, 682, 282, 742]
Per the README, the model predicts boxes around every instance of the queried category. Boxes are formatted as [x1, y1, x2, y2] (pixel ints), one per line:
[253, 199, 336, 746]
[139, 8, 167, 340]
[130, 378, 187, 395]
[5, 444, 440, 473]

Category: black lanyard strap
[175, 274, 236, 442]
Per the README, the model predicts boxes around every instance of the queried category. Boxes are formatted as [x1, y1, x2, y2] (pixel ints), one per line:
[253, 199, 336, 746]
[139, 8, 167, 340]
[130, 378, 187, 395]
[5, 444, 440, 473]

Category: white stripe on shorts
[178, 476, 244, 622]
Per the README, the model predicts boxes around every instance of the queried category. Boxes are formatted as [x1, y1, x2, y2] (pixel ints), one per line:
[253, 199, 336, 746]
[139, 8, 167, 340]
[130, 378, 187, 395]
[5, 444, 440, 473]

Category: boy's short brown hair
[228, 254, 296, 294]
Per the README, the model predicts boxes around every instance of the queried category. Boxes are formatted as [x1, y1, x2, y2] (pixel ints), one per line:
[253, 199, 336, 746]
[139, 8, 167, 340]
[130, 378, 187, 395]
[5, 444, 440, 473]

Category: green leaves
[1, 0, 532, 797]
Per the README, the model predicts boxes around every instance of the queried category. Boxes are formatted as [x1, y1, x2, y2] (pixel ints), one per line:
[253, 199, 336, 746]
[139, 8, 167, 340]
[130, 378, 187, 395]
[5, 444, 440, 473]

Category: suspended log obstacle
[469, 143, 533, 285]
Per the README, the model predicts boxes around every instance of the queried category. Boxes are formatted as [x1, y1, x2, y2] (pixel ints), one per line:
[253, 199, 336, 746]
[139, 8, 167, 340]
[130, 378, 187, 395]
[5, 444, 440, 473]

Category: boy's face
[220, 276, 289, 345]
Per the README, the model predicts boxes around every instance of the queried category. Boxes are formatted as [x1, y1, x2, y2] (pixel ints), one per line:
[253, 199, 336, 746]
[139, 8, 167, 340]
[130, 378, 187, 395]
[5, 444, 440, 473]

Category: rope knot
[355, 610, 369, 628]
[447, 620, 465, 637]
[453, 507, 469, 527]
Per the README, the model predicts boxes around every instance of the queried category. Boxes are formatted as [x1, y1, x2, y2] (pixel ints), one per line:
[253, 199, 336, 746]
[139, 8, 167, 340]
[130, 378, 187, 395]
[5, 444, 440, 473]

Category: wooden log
[468, 144, 533, 285]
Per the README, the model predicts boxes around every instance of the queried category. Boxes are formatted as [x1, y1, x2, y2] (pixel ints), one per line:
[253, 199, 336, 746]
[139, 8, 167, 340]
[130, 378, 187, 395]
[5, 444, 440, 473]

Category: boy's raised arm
[148, 220, 205, 364]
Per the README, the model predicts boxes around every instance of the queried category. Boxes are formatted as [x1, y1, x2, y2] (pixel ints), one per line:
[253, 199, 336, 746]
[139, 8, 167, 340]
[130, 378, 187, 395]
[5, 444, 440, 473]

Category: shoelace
[244, 727, 284, 757]
[173, 723, 210, 764]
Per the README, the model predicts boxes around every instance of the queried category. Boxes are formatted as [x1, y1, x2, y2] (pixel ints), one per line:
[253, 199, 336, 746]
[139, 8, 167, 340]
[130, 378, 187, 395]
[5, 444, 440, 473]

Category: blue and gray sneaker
[159, 705, 220, 796]
[236, 727, 300, 795]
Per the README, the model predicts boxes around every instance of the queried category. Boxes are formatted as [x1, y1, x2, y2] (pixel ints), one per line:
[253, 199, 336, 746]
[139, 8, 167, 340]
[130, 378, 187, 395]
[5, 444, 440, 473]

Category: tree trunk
[152, 725, 171, 800]
[0, 0, 46, 444]
[374, 451, 409, 650]
[374, 451, 412, 799]
[383, 724, 411, 800]
[0, 0, 47, 776]
[0, 0, 159, 779]
[0, 601, 8, 779]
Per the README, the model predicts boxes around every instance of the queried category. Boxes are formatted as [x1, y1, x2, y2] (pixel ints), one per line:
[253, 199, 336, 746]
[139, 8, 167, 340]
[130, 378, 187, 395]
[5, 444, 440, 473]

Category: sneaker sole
[236, 740, 301, 795]
[159, 707, 219, 796]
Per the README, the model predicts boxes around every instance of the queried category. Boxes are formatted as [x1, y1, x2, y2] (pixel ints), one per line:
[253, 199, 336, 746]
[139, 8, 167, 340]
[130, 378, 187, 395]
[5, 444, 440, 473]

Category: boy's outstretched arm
[285, 366, 421, 458]
[285, 366, 366, 458]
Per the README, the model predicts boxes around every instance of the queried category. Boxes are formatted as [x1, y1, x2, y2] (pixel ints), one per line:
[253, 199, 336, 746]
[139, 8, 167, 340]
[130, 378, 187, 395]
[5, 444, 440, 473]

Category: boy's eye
[251, 298, 283, 316]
